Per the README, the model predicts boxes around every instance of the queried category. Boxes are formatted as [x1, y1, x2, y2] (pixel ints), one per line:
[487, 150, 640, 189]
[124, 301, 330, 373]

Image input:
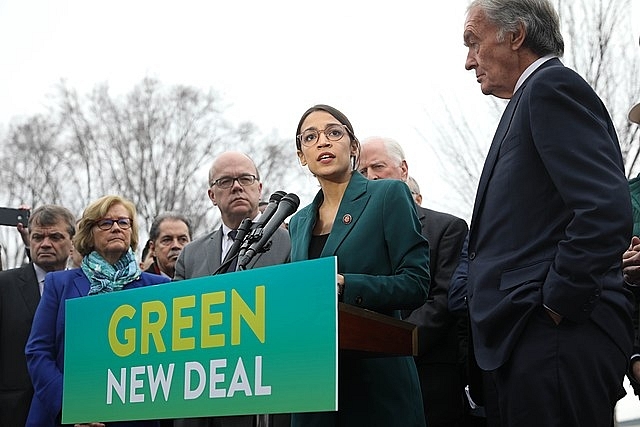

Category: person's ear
[511, 22, 526, 50]
[400, 160, 409, 180]
[297, 150, 307, 166]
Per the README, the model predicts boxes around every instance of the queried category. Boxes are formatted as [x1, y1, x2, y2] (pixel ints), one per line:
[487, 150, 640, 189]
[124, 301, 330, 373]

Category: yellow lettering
[173, 295, 196, 351]
[141, 301, 167, 354]
[201, 291, 225, 348]
[231, 285, 265, 345]
[108, 305, 136, 357]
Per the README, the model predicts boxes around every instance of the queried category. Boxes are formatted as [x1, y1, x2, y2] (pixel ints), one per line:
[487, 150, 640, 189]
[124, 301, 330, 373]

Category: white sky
[0, 0, 487, 219]
[1, 1, 639, 219]
[1, 0, 640, 420]
[2, 0, 638, 220]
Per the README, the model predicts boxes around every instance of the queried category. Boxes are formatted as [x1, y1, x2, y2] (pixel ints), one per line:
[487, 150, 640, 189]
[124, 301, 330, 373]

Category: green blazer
[288, 171, 430, 427]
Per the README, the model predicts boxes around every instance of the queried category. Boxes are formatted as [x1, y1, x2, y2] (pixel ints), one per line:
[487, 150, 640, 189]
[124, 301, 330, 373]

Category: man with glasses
[173, 151, 291, 427]
[0, 205, 75, 427]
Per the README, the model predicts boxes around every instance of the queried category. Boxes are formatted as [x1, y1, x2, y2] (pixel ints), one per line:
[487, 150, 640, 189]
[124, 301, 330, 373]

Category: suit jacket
[404, 206, 467, 357]
[174, 226, 291, 280]
[25, 268, 169, 427]
[467, 58, 634, 371]
[0, 263, 40, 426]
[288, 172, 429, 427]
[403, 207, 468, 426]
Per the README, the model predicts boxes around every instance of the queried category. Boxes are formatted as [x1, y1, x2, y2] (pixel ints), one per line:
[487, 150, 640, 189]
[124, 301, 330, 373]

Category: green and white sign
[63, 257, 338, 423]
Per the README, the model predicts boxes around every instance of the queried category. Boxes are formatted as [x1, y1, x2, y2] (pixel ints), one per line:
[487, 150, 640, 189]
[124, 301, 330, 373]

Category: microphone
[238, 191, 286, 259]
[254, 191, 287, 228]
[221, 217, 253, 262]
[237, 193, 300, 269]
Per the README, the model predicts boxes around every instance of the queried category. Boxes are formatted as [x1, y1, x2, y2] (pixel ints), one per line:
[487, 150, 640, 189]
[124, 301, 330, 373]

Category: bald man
[174, 151, 291, 427]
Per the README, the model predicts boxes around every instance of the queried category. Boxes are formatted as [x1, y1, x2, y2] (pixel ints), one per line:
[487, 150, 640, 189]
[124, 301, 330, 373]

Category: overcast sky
[2, 0, 639, 220]
[0, 0, 495, 219]
[1, 1, 639, 221]
[1, 0, 640, 419]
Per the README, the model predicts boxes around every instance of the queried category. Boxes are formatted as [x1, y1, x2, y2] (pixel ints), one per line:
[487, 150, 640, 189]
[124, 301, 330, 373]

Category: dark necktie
[227, 229, 238, 272]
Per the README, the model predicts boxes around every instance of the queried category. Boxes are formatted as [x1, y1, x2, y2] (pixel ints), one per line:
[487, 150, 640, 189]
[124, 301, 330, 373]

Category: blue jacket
[25, 268, 169, 427]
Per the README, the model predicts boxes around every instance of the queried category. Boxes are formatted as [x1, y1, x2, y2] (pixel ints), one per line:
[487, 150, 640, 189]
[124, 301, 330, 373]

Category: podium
[62, 258, 414, 423]
[338, 302, 418, 357]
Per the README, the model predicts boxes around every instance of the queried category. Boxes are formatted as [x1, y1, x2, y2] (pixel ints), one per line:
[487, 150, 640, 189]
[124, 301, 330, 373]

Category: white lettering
[184, 361, 206, 400]
[227, 357, 251, 397]
[106, 368, 126, 404]
[209, 359, 227, 398]
[254, 356, 271, 396]
[130, 365, 145, 403]
[148, 363, 175, 401]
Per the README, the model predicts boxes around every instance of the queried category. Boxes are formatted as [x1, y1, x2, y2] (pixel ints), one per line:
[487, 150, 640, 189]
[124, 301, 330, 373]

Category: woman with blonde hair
[25, 195, 169, 427]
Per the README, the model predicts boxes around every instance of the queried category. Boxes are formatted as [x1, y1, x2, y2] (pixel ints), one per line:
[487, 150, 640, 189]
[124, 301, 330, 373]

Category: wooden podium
[338, 302, 418, 357]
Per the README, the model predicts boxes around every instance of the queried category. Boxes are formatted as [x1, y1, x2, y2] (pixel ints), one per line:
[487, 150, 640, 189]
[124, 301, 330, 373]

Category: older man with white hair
[360, 136, 468, 427]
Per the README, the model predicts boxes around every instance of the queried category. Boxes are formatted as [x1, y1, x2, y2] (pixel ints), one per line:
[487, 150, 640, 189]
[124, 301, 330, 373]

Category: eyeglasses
[297, 124, 349, 147]
[95, 217, 132, 230]
[210, 174, 258, 190]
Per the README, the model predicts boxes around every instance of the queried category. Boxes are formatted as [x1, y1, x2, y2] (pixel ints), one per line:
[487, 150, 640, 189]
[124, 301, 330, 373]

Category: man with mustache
[174, 151, 291, 427]
[145, 212, 192, 278]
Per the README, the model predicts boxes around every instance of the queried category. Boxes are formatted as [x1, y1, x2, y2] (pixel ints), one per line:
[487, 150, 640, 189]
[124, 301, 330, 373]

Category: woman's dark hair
[295, 104, 360, 169]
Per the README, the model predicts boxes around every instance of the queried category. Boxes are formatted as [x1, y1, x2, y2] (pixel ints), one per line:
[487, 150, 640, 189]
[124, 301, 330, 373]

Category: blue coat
[288, 172, 430, 426]
[25, 268, 169, 427]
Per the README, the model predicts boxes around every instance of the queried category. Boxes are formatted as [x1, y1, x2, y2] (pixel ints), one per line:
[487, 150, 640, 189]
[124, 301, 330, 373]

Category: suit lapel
[470, 89, 523, 229]
[321, 173, 370, 257]
[471, 58, 563, 230]
[72, 270, 91, 296]
[208, 228, 223, 275]
[17, 264, 40, 317]
[294, 202, 316, 260]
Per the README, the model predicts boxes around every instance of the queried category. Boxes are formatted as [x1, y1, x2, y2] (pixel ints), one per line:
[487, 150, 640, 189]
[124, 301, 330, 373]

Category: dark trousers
[486, 307, 626, 427]
[173, 415, 290, 427]
[417, 362, 466, 427]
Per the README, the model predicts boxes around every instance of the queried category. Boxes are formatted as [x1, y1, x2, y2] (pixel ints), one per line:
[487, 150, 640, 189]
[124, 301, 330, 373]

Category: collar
[513, 55, 557, 94]
[32, 263, 48, 283]
[221, 212, 261, 236]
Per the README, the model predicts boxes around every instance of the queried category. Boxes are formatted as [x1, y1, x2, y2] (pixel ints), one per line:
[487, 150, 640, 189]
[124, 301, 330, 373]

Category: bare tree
[425, 0, 640, 218]
[0, 78, 304, 268]
[0, 114, 73, 265]
[557, 0, 640, 174]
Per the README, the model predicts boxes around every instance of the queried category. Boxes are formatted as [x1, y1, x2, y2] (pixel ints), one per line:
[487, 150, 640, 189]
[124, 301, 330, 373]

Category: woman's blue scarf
[82, 248, 141, 295]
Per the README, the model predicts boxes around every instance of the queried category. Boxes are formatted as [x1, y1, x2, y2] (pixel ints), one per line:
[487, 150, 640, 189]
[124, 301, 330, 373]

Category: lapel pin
[342, 214, 352, 225]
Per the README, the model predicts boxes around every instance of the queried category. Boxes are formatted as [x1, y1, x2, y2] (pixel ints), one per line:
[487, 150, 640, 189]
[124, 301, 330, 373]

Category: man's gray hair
[362, 136, 406, 166]
[468, 0, 564, 57]
[148, 212, 193, 241]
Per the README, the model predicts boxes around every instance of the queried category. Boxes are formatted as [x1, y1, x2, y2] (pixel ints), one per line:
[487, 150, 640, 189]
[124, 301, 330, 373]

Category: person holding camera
[0, 204, 76, 427]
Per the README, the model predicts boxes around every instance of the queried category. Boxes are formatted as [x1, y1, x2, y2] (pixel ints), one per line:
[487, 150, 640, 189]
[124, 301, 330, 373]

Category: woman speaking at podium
[288, 104, 430, 426]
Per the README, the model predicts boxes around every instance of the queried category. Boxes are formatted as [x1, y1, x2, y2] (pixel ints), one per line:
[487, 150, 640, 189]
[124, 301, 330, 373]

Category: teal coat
[288, 172, 430, 427]
[630, 175, 640, 237]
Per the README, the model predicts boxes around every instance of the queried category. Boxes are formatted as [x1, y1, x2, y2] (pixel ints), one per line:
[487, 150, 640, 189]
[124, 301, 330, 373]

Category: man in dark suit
[174, 151, 291, 427]
[0, 205, 75, 426]
[463, 1, 633, 425]
[359, 137, 468, 427]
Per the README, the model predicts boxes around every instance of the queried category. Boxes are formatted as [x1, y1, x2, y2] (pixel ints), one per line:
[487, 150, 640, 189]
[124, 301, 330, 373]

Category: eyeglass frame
[297, 124, 351, 147]
[95, 217, 133, 231]
[209, 174, 259, 190]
